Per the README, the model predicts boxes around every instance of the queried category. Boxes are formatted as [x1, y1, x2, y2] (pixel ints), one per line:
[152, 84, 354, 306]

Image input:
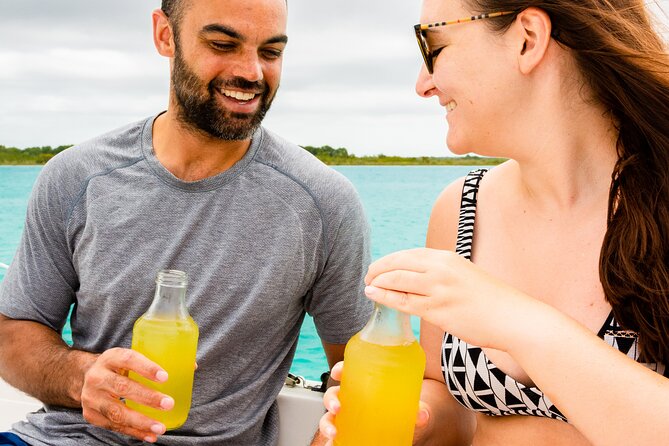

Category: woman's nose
[415, 64, 436, 98]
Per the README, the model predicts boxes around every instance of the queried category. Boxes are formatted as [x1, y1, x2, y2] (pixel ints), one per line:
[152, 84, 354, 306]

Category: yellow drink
[126, 315, 199, 430]
[334, 332, 426, 446]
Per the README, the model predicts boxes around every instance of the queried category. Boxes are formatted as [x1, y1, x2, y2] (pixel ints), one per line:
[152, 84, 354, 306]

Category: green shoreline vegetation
[302, 146, 505, 166]
[0, 145, 72, 165]
[0, 144, 505, 166]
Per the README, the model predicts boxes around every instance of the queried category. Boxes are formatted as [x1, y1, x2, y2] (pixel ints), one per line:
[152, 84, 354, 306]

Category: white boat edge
[0, 375, 324, 446]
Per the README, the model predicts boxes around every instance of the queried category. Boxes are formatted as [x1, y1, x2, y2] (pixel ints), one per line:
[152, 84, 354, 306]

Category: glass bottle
[334, 304, 426, 445]
[126, 270, 199, 430]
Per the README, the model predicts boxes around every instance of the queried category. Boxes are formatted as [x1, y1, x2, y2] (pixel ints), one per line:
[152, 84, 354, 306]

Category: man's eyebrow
[200, 24, 287, 45]
[200, 24, 242, 39]
[265, 35, 288, 45]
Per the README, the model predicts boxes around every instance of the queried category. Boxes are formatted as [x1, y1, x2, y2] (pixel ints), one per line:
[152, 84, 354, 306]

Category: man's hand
[80, 347, 174, 443]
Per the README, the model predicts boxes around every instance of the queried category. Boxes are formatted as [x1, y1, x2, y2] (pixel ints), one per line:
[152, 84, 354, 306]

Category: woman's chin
[445, 136, 471, 156]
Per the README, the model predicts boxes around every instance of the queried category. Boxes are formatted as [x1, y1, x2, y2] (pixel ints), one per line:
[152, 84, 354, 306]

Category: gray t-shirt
[0, 114, 372, 445]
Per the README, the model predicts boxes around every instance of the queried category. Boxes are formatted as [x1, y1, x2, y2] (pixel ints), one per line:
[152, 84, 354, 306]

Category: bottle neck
[145, 270, 190, 319]
[359, 303, 416, 346]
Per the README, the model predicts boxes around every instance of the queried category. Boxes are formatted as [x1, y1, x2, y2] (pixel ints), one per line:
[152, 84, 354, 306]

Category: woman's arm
[508, 301, 669, 446]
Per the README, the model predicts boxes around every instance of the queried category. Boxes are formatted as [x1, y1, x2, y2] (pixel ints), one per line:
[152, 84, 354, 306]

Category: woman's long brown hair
[467, 0, 669, 363]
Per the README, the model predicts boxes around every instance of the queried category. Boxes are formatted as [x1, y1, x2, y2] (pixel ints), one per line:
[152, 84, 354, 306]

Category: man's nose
[231, 51, 263, 83]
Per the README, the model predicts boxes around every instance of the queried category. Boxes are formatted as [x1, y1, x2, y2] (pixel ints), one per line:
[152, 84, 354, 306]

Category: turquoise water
[0, 165, 474, 380]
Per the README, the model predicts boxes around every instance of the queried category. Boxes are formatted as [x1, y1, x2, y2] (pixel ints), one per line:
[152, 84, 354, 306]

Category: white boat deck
[0, 376, 323, 446]
[0, 381, 41, 429]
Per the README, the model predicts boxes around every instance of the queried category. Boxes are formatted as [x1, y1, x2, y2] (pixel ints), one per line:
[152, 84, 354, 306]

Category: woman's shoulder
[426, 173, 470, 251]
[430, 164, 508, 220]
[427, 162, 514, 250]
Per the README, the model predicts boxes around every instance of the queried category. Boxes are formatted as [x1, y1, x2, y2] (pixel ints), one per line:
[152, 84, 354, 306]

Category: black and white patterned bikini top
[442, 169, 668, 422]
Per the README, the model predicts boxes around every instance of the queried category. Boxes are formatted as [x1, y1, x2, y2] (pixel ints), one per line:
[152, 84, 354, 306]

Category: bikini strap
[455, 169, 488, 260]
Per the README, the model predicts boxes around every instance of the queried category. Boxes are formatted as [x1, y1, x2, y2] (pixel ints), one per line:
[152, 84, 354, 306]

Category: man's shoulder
[254, 128, 359, 206]
[48, 117, 150, 172]
[34, 117, 152, 207]
[40, 117, 152, 185]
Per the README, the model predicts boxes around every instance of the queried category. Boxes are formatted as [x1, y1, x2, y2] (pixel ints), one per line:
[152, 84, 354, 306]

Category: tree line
[0, 145, 72, 165]
[0, 144, 505, 166]
[301, 145, 505, 166]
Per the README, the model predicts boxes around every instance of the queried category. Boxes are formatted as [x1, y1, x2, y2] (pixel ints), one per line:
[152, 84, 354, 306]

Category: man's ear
[152, 9, 176, 58]
[514, 7, 552, 75]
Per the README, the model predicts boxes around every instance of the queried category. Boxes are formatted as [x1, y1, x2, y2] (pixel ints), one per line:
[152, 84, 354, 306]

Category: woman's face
[415, 0, 521, 156]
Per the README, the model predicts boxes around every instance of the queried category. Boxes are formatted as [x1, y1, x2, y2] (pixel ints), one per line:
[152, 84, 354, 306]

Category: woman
[316, 0, 669, 444]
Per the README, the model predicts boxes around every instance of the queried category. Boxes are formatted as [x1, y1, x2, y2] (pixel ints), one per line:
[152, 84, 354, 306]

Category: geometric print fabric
[442, 169, 668, 424]
[600, 313, 667, 377]
[442, 333, 567, 421]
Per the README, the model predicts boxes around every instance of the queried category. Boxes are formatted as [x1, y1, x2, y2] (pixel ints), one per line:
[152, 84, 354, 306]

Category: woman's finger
[323, 386, 340, 414]
[364, 285, 430, 317]
[318, 410, 338, 440]
[365, 248, 432, 285]
[330, 361, 343, 381]
[416, 401, 430, 429]
[368, 269, 432, 297]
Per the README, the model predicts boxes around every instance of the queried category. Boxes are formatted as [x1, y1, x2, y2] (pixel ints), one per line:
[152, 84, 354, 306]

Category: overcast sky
[1, 1, 667, 157]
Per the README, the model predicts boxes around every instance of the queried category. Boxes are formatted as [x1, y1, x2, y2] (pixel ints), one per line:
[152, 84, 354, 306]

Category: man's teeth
[221, 89, 256, 101]
[446, 100, 457, 112]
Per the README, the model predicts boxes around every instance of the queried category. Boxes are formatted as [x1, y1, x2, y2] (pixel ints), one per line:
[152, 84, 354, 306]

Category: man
[0, 0, 371, 444]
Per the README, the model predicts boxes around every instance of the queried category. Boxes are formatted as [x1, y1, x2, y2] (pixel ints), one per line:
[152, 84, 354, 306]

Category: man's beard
[172, 50, 276, 141]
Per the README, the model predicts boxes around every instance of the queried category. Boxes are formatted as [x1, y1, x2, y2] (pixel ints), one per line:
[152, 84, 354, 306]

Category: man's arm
[0, 158, 173, 442]
[0, 314, 96, 407]
[307, 177, 371, 446]
[0, 314, 174, 442]
[322, 341, 345, 385]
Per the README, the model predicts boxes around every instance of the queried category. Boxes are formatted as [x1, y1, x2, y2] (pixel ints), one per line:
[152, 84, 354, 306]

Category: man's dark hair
[161, 0, 189, 45]
[161, 0, 187, 28]
[162, 0, 287, 42]
[163, 0, 287, 23]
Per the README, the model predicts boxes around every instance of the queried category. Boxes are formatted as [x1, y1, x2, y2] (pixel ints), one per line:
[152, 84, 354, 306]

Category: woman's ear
[152, 9, 176, 58]
[514, 7, 553, 74]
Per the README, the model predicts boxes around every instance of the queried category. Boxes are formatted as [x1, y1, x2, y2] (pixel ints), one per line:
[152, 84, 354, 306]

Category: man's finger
[98, 369, 174, 410]
[99, 348, 168, 383]
[84, 404, 163, 443]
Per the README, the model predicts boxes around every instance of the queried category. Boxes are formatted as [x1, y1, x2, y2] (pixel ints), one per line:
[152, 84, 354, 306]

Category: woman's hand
[317, 362, 431, 445]
[364, 248, 539, 351]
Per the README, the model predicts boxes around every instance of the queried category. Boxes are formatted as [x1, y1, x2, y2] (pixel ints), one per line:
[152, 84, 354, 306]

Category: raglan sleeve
[0, 159, 79, 332]
[306, 179, 373, 345]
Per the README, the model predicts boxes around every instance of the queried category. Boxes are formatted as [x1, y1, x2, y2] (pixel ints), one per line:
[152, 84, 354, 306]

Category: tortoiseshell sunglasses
[414, 11, 516, 74]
